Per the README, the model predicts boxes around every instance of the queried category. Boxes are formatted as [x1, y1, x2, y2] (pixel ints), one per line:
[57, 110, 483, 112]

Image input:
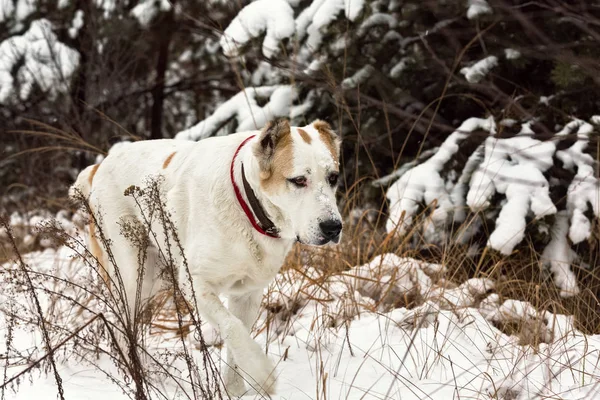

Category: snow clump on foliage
[384, 116, 600, 297]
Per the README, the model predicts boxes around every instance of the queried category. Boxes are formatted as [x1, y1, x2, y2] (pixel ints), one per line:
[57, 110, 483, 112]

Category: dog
[70, 119, 343, 395]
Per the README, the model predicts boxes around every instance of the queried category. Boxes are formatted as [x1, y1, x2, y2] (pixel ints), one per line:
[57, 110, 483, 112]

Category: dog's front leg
[224, 290, 267, 395]
[191, 280, 276, 395]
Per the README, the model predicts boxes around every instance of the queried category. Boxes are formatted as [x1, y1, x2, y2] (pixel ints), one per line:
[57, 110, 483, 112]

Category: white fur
[70, 122, 341, 395]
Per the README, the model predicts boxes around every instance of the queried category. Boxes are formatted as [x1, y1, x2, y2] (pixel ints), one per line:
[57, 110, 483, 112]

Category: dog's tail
[69, 163, 100, 199]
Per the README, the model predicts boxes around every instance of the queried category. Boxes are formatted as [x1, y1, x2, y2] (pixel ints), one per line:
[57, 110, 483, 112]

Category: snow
[216, 0, 366, 62]
[130, 0, 171, 27]
[0, 0, 14, 23]
[451, 143, 485, 223]
[390, 57, 412, 78]
[539, 95, 553, 105]
[220, 0, 295, 58]
[251, 61, 281, 86]
[68, 10, 85, 39]
[296, 0, 365, 51]
[357, 12, 397, 36]
[94, 0, 116, 18]
[304, 57, 324, 74]
[2, 248, 600, 399]
[541, 211, 580, 297]
[460, 55, 498, 83]
[176, 85, 296, 141]
[467, 0, 493, 20]
[14, 0, 36, 27]
[341, 64, 374, 89]
[386, 117, 495, 241]
[555, 120, 600, 244]
[0, 19, 80, 104]
[290, 89, 316, 119]
[467, 122, 557, 255]
[427, 278, 493, 308]
[505, 48, 521, 60]
[384, 115, 597, 256]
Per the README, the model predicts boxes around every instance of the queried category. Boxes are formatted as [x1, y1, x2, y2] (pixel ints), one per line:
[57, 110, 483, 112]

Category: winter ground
[1, 245, 599, 399]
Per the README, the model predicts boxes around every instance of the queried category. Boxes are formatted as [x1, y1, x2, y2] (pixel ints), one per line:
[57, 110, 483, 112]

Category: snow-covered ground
[1, 246, 599, 399]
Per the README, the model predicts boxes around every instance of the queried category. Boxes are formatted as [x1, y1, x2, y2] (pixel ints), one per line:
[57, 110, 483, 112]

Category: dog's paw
[224, 366, 247, 397]
[223, 321, 277, 395]
[259, 368, 277, 396]
[246, 353, 277, 395]
[225, 378, 247, 397]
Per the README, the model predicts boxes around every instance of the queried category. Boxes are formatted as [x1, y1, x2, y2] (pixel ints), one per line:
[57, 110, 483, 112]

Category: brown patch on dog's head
[297, 128, 312, 144]
[253, 119, 293, 193]
[313, 120, 341, 160]
[88, 163, 100, 185]
[163, 151, 177, 169]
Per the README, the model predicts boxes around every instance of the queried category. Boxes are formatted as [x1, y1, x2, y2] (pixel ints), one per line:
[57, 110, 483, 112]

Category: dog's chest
[216, 243, 290, 296]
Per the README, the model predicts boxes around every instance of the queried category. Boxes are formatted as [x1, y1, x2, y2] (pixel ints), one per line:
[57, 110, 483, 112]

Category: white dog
[70, 119, 342, 395]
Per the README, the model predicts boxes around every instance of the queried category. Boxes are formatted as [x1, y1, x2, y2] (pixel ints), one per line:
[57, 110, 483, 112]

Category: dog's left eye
[328, 173, 339, 186]
[288, 176, 308, 187]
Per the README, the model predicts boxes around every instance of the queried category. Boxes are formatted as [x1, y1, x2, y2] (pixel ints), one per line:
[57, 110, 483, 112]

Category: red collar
[230, 135, 280, 239]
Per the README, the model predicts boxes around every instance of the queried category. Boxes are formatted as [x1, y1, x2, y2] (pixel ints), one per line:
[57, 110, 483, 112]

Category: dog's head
[253, 119, 343, 245]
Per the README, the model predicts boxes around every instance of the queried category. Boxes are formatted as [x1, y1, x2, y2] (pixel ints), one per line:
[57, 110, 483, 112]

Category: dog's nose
[319, 219, 342, 240]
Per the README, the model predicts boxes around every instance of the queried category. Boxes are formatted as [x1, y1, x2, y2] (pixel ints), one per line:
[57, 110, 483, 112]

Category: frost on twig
[220, 0, 295, 58]
[176, 85, 296, 140]
[386, 117, 495, 242]
[555, 119, 599, 244]
[467, 121, 557, 255]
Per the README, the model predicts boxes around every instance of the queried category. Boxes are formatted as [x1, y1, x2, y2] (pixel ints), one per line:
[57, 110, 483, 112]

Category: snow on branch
[0, 19, 79, 104]
[341, 65, 374, 89]
[541, 211, 581, 297]
[460, 55, 498, 83]
[386, 117, 495, 241]
[130, 0, 171, 27]
[373, 147, 439, 188]
[176, 85, 296, 140]
[356, 12, 397, 37]
[468, 121, 557, 255]
[467, 0, 492, 20]
[296, 0, 366, 52]
[219, 0, 367, 61]
[0, 0, 15, 23]
[556, 119, 600, 244]
[220, 0, 295, 58]
[384, 114, 598, 288]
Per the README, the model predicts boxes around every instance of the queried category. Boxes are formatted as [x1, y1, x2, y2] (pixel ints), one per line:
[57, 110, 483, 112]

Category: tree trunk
[71, 0, 90, 169]
[150, 9, 175, 140]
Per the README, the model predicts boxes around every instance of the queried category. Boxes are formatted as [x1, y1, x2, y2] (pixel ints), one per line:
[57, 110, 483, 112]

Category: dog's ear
[254, 119, 291, 174]
[312, 120, 341, 158]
